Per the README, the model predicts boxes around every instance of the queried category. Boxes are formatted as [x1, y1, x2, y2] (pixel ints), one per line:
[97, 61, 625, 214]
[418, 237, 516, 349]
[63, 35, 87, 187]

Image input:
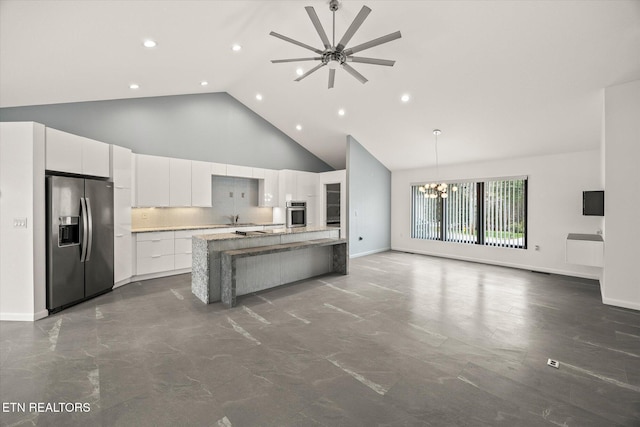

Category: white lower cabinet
[174, 230, 195, 270]
[136, 231, 175, 275]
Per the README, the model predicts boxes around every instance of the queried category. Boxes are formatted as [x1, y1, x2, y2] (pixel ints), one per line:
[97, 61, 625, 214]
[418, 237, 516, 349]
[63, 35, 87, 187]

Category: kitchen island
[191, 227, 348, 306]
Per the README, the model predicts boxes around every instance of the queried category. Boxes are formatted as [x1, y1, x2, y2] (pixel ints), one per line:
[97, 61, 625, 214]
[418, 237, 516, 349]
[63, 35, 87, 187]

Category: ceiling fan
[270, 0, 402, 89]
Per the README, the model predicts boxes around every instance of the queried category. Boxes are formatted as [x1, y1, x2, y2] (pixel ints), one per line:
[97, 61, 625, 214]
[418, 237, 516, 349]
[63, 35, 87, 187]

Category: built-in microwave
[286, 201, 307, 228]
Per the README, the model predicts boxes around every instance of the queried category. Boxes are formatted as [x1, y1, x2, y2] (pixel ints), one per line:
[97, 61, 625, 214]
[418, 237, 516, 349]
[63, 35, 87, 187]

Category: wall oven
[286, 201, 307, 228]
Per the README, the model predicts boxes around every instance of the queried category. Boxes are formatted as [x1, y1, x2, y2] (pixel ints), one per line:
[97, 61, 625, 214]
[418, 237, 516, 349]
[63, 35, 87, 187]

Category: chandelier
[418, 129, 457, 199]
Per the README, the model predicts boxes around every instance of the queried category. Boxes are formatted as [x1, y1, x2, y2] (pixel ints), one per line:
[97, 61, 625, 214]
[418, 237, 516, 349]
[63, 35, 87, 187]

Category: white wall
[603, 79, 640, 310]
[347, 136, 392, 258]
[0, 122, 47, 321]
[392, 150, 604, 279]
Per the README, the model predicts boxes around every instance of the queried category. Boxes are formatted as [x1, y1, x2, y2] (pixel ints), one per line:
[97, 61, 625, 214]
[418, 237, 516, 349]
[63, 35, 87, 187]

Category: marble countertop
[194, 226, 337, 241]
[132, 223, 285, 233]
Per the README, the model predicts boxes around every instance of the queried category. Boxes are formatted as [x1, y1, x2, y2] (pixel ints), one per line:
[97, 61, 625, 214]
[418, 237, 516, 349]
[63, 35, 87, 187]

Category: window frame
[410, 177, 528, 249]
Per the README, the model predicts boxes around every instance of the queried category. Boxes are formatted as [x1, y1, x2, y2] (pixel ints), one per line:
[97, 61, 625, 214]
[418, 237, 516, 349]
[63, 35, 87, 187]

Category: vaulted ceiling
[1, 1, 639, 170]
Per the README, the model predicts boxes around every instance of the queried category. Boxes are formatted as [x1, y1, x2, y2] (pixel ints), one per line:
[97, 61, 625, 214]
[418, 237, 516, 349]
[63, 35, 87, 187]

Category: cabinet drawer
[136, 231, 175, 242]
[136, 254, 175, 275]
[175, 253, 192, 270]
[174, 237, 193, 254]
[137, 239, 174, 257]
[174, 230, 196, 239]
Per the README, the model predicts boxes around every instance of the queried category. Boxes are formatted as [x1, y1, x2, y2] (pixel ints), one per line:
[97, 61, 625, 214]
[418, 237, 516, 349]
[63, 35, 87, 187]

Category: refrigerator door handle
[80, 197, 88, 262]
[85, 197, 94, 262]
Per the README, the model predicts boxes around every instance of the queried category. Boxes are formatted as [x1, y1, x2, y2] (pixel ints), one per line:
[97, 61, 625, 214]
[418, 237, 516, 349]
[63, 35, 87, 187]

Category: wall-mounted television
[583, 190, 604, 216]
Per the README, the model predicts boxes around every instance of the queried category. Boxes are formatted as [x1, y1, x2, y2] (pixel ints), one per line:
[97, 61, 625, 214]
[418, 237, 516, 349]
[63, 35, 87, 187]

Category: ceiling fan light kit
[270, 0, 402, 88]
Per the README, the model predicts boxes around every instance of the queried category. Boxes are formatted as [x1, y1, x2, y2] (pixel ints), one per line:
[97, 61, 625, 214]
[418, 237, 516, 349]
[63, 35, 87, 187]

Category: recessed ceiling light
[143, 39, 157, 48]
[232, 44, 242, 52]
[296, 68, 304, 76]
[256, 93, 263, 101]
[338, 109, 345, 116]
[296, 124, 302, 131]
[401, 94, 410, 103]
[200, 81, 209, 86]
[129, 83, 139, 89]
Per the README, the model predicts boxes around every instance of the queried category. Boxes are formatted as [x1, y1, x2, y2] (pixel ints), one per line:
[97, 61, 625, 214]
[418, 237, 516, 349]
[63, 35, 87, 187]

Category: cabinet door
[226, 164, 253, 178]
[114, 227, 132, 283]
[45, 127, 82, 174]
[252, 167, 266, 179]
[170, 158, 192, 206]
[114, 185, 132, 283]
[136, 154, 170, 207]
[191, 160, 212, 207]
[211, 162, 227, 176]
[296, 171, 318, 198]
[259, 169, 279, 207]
[82, 138, 110, 177]
[278, 170, 296, 206]
[111, 145, 132, 188]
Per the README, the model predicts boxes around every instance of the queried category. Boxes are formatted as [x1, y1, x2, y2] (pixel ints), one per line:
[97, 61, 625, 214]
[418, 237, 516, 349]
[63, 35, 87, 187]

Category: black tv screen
[583, 191, 604, 216]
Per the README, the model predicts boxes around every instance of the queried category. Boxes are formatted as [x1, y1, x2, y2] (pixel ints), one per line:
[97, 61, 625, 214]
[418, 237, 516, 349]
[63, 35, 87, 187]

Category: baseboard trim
[602, 297, 640, 311]
[391, 246, 601, 280]
[350, 247, 391, 259]
[132, 268, 191, 282]
[113, 277, 132, 289]
[1, 309, 48, 322]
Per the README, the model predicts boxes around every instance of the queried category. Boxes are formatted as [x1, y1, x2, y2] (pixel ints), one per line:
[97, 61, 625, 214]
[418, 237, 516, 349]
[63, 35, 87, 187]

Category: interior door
[84, 179, 114, 297]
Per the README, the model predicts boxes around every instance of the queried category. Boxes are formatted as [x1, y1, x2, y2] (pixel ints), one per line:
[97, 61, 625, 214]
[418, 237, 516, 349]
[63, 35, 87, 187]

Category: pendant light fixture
[418, 129, 457, 199]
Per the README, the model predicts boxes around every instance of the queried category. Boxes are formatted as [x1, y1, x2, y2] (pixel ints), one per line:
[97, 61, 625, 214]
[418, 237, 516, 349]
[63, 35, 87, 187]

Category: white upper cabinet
[169, 158, 191, 206]
[111, 145, 132, 189]
[296, 171, 318, 198]
[226, 164, 253, 178]
[82, 138, 110, 177]
[259, 169, 279, 207]
[252, 168, 266, 179]
[135, 154, 170, 207]
[191, 160, 212, 207]
[211, 162, 227, 176]
[278, 170, 296, 206]
[45, 127, 109, 177]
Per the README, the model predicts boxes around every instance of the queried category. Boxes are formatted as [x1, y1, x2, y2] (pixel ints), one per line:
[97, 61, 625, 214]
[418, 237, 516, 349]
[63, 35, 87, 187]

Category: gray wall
[347, 135, 391, 257]
[0, 92, 332, 172]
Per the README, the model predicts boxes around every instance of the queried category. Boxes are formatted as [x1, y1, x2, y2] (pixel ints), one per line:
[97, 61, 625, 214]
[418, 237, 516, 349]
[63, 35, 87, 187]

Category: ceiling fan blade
[336, 6, 372, 52]
[271, 57, 322, 64]
[270, 31, 324, 54]
[347, 57, 396, 67]
[341, 63, 368, 84]
[343, 31, 402, 56]
[295, 63, 326, 82]
[328, 69, 336, 89]
[305, 6, 331, 50]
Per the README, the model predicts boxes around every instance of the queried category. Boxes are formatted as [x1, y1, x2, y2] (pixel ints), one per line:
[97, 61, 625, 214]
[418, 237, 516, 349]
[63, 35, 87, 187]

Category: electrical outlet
[13, 218, 27, 228]
[535, 245, 540, 251]
[229, 192, 234, 198]
[547, 359, 559, 369]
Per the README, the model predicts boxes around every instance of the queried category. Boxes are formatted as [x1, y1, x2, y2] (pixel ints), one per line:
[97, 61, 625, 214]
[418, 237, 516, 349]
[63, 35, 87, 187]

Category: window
[411, 177, 527, 249]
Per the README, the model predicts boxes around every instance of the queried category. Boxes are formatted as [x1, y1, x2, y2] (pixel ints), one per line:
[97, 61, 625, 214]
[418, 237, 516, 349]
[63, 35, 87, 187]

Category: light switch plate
[13, 218, 27, 228]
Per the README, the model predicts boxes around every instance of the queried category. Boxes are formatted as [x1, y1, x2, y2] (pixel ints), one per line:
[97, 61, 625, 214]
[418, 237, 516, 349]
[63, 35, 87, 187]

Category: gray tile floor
[1, 251, 639, 426]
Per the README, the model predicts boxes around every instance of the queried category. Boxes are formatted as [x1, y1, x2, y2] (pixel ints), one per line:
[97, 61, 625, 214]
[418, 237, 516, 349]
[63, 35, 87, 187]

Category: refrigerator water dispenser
[58, 216, 80, 247]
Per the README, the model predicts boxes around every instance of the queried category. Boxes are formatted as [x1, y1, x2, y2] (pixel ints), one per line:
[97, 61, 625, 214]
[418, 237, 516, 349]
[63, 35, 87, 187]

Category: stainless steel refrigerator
[46, 175, 114, 312]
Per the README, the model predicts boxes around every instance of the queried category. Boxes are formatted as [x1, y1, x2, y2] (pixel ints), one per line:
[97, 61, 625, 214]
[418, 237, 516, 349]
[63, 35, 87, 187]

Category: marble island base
[191, 227, 348, 305]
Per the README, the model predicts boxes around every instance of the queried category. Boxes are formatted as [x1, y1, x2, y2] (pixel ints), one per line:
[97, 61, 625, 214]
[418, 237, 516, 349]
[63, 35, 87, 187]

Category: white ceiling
[1, 1, 639, 170]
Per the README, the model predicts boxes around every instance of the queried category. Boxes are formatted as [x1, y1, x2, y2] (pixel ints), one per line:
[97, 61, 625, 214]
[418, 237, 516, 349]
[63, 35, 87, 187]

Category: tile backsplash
[132, 177, 273, 229]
